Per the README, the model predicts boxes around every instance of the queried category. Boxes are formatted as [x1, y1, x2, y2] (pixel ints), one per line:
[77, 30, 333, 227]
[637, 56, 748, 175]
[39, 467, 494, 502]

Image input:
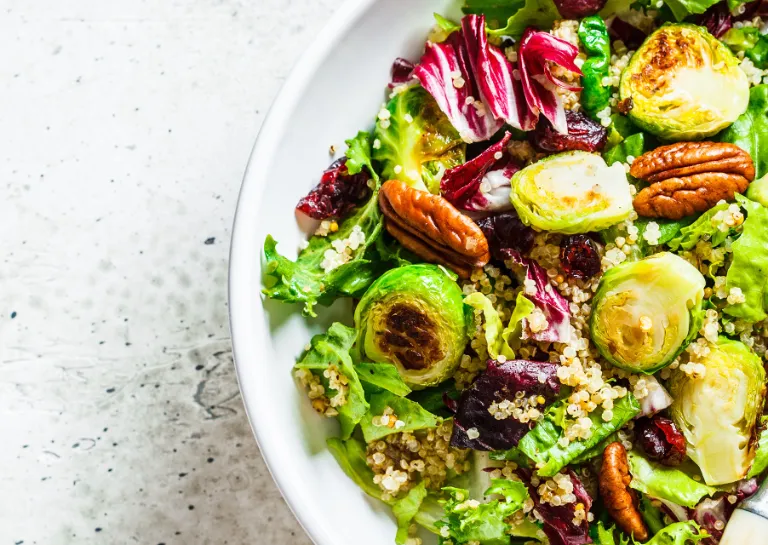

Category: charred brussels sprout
[509, 151, 632, 234]
[619, 24, 749, 141]
[590, 252, 705, 373]
[354, 264, 468, 389]
[373, 86, 466, 194]
[668, 337, 766, 485]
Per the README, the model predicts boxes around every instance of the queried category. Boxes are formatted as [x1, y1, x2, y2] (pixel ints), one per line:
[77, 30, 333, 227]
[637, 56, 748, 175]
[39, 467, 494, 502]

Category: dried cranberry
[560, 235, 601, 280]
[296, 158, 371, 220]
[694, 2, 733, 38]
[608, 17, 648, 49]
[476, 212, 535, 261]
[636, 416, 687, 466]
[531, 110, 608, 154]
[389, 57, 415, 88]
[554, 0, 607, 19]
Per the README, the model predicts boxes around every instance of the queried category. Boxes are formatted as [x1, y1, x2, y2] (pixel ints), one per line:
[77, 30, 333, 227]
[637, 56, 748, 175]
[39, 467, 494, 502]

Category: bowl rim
[228, 1, 379, 544]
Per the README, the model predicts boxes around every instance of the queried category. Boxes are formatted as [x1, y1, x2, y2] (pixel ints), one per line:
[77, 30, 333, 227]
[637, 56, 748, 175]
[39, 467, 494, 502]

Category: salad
[261, 0, 768, 543]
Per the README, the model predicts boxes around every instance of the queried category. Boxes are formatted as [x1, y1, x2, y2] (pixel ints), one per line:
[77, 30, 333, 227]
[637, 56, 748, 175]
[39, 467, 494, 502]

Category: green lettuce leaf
[663, 0, 720, 21]
[439, 480, 529, 545]
[434, 13, 461, 35]
[747, 174, 768, 208]
[295, 323, 369, 439]
[639, 494, 667, 535]
[603, 133, 647, 167]
[394, 481, 429, 544]
[471, 0, 560, 39]
[599, 0, 634, 16]
[724, 195, 768, 321]
[464, 292, 504, 359]
[488, 445, 530, 467]
[644, 521, 707, 544]
[500, 291, 534, 359]
[592, 522, 630, 545]
[666, 202, 731, 251]
[628, 451, 716, 508]
[519, 394, 641, 477]
[406, 381, 460, 418]
[722, 27, 768, 69]
[748, 416, 768, 478]
[263, 132, 384, 316]
[327, 436, 383, 499]
[356, 362, 412, 397]
[719, 84, 768, 179]
[579, 16, 611, 118]
[360, 391, 441, 442]
[373, 86, 465, 194]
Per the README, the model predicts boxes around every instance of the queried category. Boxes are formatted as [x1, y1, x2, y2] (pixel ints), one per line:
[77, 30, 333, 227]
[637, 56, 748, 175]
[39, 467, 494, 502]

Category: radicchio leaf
[477, 212, 536, 261]
[637, 375, 673, 417]
[450, 360, 560, 451]
[389, 57, 416, 88]
[296, 158, 372, 220]
[694, 3, 733, 39]
[518, 29, 583, 135]
[519, 468, 593, 545]
[505, 250, 573, 343]
[608, 17, 648, 49]
[693, 479, 758, 544]
[413, 15, 533, 143]
[440, 132, 520, 212]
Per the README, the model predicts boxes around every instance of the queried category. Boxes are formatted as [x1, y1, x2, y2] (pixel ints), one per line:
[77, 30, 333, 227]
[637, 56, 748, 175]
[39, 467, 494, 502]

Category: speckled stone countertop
[1, 1, 337, 543]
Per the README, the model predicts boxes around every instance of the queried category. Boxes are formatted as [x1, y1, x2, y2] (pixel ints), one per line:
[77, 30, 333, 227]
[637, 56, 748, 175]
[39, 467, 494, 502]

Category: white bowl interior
[229, 1, 463, 544]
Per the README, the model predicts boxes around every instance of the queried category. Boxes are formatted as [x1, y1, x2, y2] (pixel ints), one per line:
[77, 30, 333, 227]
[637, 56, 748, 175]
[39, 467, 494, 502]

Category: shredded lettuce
[360, 391, 441, 442]
[724, 195, 768, 321]
[393, 482, 428, 544]
[295, 323, 368, 439]
[356, 362, 412, 397]
[519, 394, 640, 477]
[263, 132, 384, 316]
[464, 292, 504, 359]
[438, 480, 529, 545]
[719, 84, 768, 179]
[628, 451, 716, 508]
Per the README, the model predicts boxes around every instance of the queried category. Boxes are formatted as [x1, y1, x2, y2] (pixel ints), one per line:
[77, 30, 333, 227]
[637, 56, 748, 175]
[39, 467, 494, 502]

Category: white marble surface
[1, 1, 339, 543]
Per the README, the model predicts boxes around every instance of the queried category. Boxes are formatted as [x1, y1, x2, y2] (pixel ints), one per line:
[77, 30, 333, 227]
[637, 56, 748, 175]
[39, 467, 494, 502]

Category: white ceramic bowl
[229, 1, 464, 544]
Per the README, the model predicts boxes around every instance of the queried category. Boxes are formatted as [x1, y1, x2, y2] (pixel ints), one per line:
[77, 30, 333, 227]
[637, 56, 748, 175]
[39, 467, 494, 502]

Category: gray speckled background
[0, 1, 337, 543]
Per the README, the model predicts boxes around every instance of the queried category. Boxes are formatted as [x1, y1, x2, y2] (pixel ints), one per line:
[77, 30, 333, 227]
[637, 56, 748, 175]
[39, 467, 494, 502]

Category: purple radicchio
[413, 15, 534, 143]
[519, 468, 593, 545]
[389, 57, 416, 88]
[295, 157, 372, 220]
[506, 250, 572, 343]
[637, 375, 673, 417]
[694, 2, 733, 39]
[477, 212, 536, 261]
[440, 131, 520, 212]
[518, 29, 583, 135]
[608, 17, 648, 49]
[450, 359, 560, 451]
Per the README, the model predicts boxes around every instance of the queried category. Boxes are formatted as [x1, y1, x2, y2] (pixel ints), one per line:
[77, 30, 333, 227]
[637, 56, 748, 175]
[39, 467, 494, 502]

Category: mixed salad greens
[262, 0, 768, 543]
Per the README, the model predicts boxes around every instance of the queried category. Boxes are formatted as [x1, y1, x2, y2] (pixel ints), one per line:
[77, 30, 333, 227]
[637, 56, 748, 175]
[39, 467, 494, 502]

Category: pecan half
[599, 442, 648, 541]
[379, 180, 490, 278]
[631, 142, 755, 220]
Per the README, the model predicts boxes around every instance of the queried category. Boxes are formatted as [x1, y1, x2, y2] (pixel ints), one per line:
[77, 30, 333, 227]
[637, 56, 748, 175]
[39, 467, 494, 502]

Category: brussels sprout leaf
[628, 451, 716, 508]
[748, 417, 768, 478]
[464, 292, 504, 359]
[263, 132, 384, 317]
[438, 480, 529, 545]
[724, 195, 768, 321]
[393, 481, 428, 545]
[295, 323, 368, 439]
[360, 391, 441, 442]
[519, 394, 640, 477]
[355, 362, 412, 397]
[579, 16, 612, 118]
[719, 84, 768, 179]
[373, 86, 465, 193]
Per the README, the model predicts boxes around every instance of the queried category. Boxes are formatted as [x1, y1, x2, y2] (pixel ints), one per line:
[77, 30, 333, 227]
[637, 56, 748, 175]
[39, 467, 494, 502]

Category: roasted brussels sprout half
[619, 24, 749, 141]
[509, 151, 632, 234]
[354, 264, 469, 389]
[668, 337, 766, 485]
[590, 252, 705, 373]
